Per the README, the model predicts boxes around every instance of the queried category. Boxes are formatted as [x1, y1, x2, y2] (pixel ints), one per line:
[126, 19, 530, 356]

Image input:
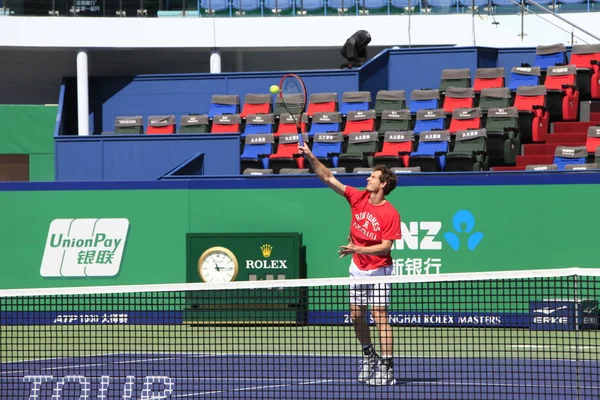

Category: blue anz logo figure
[443, 210, 484, 251]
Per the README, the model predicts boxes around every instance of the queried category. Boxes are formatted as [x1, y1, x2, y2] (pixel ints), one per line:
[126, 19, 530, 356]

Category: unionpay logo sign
[40, 218, 130, 278]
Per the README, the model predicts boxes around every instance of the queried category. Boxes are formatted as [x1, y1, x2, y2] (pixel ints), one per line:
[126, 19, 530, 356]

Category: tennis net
[1, 268, 600, 399]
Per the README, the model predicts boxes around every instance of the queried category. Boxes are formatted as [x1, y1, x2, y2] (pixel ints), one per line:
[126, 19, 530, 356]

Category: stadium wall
[1, 174, 598, 291]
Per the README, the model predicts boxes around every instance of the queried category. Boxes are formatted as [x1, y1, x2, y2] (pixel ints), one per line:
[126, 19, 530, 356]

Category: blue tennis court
[2, 352, 599, 399]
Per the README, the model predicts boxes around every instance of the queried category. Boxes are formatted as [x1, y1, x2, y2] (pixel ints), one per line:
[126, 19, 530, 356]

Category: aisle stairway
[493, 110, 600, 171]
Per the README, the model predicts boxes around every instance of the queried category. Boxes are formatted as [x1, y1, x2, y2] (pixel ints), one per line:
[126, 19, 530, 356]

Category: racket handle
[298, 133, 304, 146]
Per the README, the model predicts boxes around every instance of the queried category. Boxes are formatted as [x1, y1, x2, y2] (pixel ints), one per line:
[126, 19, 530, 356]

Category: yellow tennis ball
[269, 85, 280, 95]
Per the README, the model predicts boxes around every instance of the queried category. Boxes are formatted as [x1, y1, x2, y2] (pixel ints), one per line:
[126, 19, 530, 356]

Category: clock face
[198, 247, 239, 283]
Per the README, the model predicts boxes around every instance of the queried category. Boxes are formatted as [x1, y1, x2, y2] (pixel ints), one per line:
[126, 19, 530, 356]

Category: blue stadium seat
[243, 114, 274, 138]
[294, 0, 325, 14]
[308, 112, 342, 137]
[534, 44, 568, 70]
[203, 0, 232, 14]
[409, 130, 451, 172]
[328, 0, 358, 14]
[410, 89, 440, 114]
[553, 146, 587, 170]
[340, 91, 372, 115]
[360, 0, 389, 14]
[232, 0, 262, 14]
[310, 132, 344, 169]
[413, 109, 446, 135]
[264, 0, 294, 13]
[240, 133, 275, 173]
[208, 94, 240, 118]
[508, 66, 541, 91]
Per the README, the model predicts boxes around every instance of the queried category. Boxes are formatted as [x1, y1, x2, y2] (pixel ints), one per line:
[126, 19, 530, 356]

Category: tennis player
[298, 143, 401, 386]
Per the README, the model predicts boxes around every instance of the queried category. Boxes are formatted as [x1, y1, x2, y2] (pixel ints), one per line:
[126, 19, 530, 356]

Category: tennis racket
[278, 74, 307, 146]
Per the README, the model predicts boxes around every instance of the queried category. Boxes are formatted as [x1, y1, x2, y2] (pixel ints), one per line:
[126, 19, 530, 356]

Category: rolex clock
[198, 246, 239, 283]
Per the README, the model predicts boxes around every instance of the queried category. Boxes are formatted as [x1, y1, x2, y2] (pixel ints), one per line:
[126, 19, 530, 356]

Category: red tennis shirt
[343, 185, 402, 271]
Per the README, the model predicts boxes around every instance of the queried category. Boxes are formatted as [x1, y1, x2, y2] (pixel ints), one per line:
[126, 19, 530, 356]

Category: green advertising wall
[0, 104, 57, 181]
[1, 180, 598, 291]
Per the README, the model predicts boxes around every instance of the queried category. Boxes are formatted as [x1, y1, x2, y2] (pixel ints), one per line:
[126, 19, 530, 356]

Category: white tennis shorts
[348, 260, 393, 307]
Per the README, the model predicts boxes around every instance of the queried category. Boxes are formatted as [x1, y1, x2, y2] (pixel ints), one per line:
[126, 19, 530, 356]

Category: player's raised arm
[298, 143, 346, 196]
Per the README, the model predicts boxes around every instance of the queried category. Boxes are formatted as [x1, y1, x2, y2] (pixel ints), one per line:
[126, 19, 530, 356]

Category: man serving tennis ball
[298, 143, 401, 387]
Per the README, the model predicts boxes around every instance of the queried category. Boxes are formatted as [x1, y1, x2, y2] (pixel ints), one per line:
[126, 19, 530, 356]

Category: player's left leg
[365, 265, 396, 386]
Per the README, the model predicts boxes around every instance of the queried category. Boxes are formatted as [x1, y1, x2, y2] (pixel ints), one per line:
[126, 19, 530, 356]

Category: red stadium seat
[442, 88, 474, 114]
[569, 44, 600, 100]
[240, 94, 272, 118]
[513, 86, 549, 143]
[585, 125, 600, 154]
[343, 110, 376, 136]
[544, 65, 579, 121]
[146, 115, 176, 135]
[211, 114, 241, 134]
[269, 133, 307, 173]
[276, 113, 307, 135]
[473, 68, 505, 92]
[373, 131, 414, 168]
[306, 93, 338, 116]
[448, 108, 482, 134]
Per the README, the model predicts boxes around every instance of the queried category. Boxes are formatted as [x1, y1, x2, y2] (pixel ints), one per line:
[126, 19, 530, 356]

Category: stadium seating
[569, 44, 600, 100]
[274, 94, 304, 116]
[269, 133, 307, 173]
[533, 43, 568, 71]
[240, 133, 275, 173]
[308, 112, 342, 137]
[114, 116, 143, 134]
[340, 91, 372, 115]
[414, 109, 446, 135]
[208, 95, 240, 118]
[338, 132, 379, 172]
[508, 66, 541, 91]
[147, 115, 176, 134]
[306, 93, 338, 116]
[377, 110, 411, 139]
[310, 132, 344, 169]
[585, 126, 600, 155]
[179, 115, 209, 134]
[445, 128, 489, 171]
[211, 114, 242, 133]
[485, 107, 521, 166]
[343, 110, 376, 135]
[553, 145, 587, 170]
[240, 94, 272, 117]
[410, 89, 440, 113]
[87, 44, 600, 177]
[409, 130, 451, 172]
[373, 131, 414, 168]
[243, 114, 275, 137]
[442, 88, 475, 113]
[544, 65, 579, 121]
[439, 68, 471, 92]
[513, 86, 549, 143]
[277, 113, 306, 135]
[448, 107, 483, 134]
[374, 90, 406, 116]
[478, 88, 511, 111]
[473, 67, 505, 92]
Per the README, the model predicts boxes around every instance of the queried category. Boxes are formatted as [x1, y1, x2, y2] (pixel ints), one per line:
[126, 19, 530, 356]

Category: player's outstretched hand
[298, 143, 311, 156]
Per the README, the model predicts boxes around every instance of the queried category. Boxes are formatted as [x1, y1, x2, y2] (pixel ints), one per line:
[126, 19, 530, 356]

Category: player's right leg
[349, 261, 379, 382]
